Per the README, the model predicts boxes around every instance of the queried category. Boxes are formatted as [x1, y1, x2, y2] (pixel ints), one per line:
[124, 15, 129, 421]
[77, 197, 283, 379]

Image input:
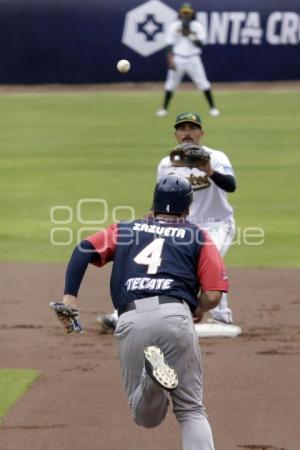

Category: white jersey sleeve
[166, 21, 181, 46]
[190, 20, 207, 43]
[205, 147, 235, 177]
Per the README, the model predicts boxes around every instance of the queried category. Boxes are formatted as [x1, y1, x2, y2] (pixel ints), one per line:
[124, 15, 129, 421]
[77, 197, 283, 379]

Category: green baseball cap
[174, 112, 202, 129]
[179, 3, 194, 13]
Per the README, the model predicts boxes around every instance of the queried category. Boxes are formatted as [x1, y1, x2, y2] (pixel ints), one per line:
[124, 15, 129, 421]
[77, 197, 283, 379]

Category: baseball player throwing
[156, 2, 219, 118]
[50, 175, 228, 450]
[98, 111, 236, 333]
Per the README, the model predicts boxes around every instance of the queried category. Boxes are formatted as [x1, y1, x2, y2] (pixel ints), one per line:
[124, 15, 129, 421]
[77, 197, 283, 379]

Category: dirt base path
[0, 263, 299, 450]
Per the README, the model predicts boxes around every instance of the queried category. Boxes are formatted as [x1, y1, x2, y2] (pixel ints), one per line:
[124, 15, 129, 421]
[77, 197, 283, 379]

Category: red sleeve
[85, 223, 118, 267]
[197, 230, 229, 292]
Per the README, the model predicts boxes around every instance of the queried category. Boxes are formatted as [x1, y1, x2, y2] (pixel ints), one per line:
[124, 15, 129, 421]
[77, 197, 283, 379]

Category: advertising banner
[0, 0, 299, 83]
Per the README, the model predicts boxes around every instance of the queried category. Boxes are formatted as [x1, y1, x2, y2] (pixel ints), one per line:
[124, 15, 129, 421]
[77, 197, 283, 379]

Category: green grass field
[0, 369, 39, 420]
[0, 89, 299, 266]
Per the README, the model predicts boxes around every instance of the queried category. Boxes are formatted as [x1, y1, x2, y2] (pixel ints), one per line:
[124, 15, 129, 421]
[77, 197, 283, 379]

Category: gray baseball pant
[115, 296, 215, 450]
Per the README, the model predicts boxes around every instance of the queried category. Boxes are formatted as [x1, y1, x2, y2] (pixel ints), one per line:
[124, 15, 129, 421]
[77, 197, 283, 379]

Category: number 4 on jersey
[133, 238, 165, 274]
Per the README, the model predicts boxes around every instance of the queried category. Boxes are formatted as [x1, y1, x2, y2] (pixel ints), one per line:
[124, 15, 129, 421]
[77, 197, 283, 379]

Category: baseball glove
[181, 25, 190, 36]
[181, 18, 191, 36]
[49, 302, 82, 334]
[170, 143, 210, 168]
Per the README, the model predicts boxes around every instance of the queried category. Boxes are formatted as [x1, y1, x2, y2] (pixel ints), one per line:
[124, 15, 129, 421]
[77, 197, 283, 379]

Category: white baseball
[117, 59, 130, 73]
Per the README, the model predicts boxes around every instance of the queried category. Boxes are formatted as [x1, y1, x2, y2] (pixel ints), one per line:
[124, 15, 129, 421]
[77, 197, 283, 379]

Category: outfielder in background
[98, 111, 237, 333]
[50, 175, 228, 450]
[156, 2, 220, 118]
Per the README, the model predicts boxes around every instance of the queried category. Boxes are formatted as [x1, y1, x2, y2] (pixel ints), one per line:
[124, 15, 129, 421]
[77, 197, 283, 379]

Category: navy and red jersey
[86, 217, 228, 312]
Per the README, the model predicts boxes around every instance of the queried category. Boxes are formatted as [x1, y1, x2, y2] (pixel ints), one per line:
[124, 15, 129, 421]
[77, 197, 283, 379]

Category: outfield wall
[0, 0, 300, 84]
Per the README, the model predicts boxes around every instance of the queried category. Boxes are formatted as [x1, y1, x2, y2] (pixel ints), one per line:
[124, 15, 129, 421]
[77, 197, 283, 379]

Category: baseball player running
[50, 175, 228, 450]
[156, 3, 219, 118]
[98, 111, 236, 333]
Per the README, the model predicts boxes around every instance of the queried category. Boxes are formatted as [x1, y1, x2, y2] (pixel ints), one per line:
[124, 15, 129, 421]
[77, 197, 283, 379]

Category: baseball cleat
[209, 310, 233, 324]
[96, 314, 117, 334]
[209, 108, 220, 117]
[144, 346, 178, 391]
[208, 317, 232, 325]
[155, 108, 168, 117]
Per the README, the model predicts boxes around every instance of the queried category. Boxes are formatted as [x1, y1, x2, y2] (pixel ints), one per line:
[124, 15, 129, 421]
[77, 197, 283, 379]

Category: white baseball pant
[165, 54, 211, 92]
[115, 297, 215, 450]
[203, 219, 236, 323]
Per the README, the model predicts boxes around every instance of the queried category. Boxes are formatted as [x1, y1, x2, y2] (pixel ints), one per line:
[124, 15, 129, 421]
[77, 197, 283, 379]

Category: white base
[195, 322, 242, 338]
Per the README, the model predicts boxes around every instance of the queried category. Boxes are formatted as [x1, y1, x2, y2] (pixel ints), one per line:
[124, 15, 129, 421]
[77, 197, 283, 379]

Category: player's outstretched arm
[49, 240, 100, 334]
[49, 225, 117, 334]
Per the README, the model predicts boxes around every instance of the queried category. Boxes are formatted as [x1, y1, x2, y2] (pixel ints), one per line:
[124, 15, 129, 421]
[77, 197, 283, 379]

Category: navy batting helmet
[153, 175, 193, 215]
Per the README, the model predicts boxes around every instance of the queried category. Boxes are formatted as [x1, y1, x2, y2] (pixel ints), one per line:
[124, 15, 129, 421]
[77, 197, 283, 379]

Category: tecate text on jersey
[125, 277, 174, 292]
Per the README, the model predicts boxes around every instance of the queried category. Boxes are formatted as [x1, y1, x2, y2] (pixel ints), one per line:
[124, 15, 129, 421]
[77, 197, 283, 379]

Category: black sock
[163, 90, 173, 110]
[203, 89, 215, 109]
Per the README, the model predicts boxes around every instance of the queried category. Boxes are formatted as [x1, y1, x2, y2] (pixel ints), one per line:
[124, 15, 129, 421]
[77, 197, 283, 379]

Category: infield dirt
[0, 262, 299, 450]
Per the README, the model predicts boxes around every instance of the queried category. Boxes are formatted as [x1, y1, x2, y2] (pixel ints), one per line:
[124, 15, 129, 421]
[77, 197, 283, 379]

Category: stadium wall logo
[122, 2, 300, 56]
[122, 0, 177, 56]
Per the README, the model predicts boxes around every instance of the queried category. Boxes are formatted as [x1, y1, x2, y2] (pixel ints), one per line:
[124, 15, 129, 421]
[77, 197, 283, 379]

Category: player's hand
[193, 311, 204, 323]
[188, 32, 197, 42]
[195, 161, 214, 177]
[193, 305, 204, 323]
[169, 61, 176, 70]
[49, 302, 82, 334]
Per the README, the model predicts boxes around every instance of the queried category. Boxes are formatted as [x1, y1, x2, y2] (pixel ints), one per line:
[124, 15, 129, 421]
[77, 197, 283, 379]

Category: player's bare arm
[50, 234, 114, 334]
[193, 290, 222, 323]
[166, 48, 176, 70]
